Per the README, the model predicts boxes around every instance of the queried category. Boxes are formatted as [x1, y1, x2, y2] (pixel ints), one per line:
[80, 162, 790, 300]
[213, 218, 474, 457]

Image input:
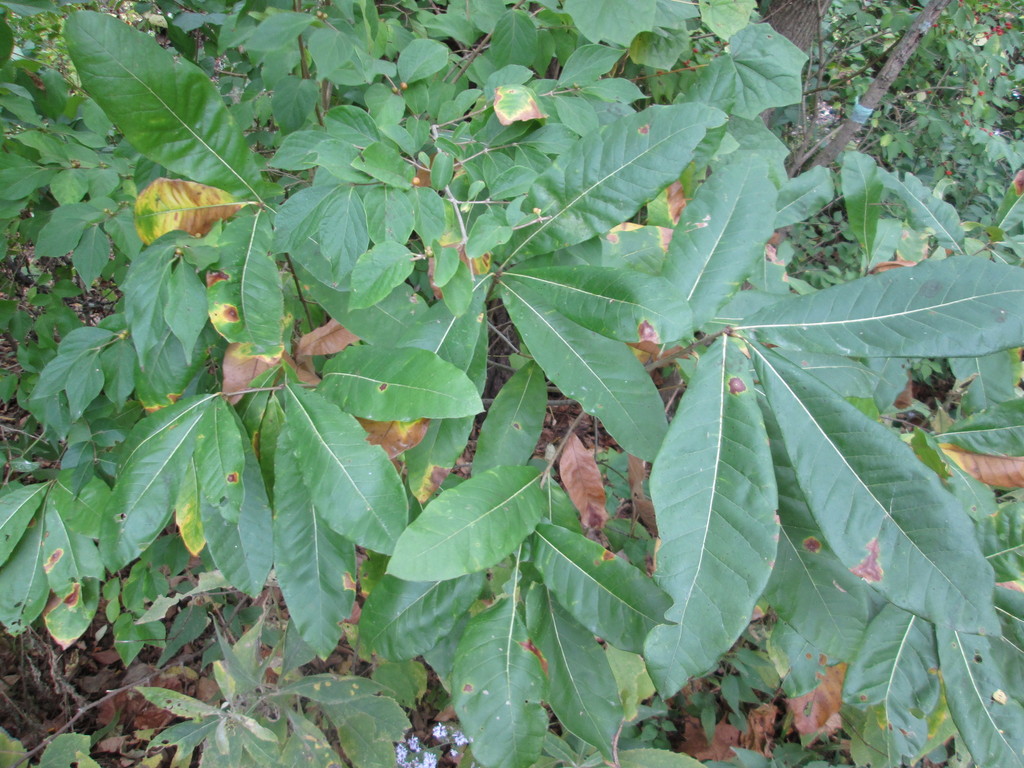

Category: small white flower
[431, 723, 448, 741]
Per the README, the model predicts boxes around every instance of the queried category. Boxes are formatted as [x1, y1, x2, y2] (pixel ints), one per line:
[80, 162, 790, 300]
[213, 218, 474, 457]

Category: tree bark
[764, 0, 828, 53]
[805, 0, 953, 170]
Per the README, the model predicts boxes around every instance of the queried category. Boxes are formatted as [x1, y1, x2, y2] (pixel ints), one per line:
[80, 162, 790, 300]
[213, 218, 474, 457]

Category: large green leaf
[193, 397, 246, 521]
[880, 168, 965, 255]
[473, 361, 547, 475]
[644, 339, 778, 695]
[525, 585, 622, 759]
[752, 346, 998, 635]
[31, 326, 114, 421]
[282, 385, 408, 554]
[663, 158, 777, 328]
[101, 396, 214, 569]
[742, 258, 1024, 358]
[0, 510, 47, 634]
[562, 0, 655, 46]
[775, 165, 834, 229]
[937, 624, 1024, 768]
[0, 483, 47, 566]
[451, 596, 548, 768]
[501, 284, 667, 461]
[721, 24, 806, 119]
[502, 104, 725, 262]
[206, 211, 283, 354]
[843, 605, 940, 764]
[530, 523, 671, 654]
[387, 467, 544, 581]
[320, 345, 482, 420]
[274, 429, 356, 658]
[360, 573, 485, 661]
[41, 492, 102, 597]
[65, 12, 265, 200]
[501, 266, 692, 343]
[842, 152, 884, 256]
[199, 453, 273, 597]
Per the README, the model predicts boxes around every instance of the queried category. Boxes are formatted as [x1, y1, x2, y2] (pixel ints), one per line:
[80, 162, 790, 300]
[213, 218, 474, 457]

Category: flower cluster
[394, 723, 473, 768]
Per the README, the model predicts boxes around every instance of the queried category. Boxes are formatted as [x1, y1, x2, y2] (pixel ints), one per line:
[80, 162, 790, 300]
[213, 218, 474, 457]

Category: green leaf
[525, 585, 622, 759]
[0, 483, 47, 566]
[38, 734, 100, 768]
[73, 225, 110, 286]
[0, 514, 47, 635]
[349, 241, 415, 309]
[530, 523, 672, 654]
[361, 573, 485, 660]
[764, 425, 875, 659]
[724, 24, 807, 119]
[274, 430, 356, 658]
[938, 399, 1024, 455]
[504, 104, 725, 262]
[562, 0, 655, 46]
[351, 142, 414, 189]
[101, 396, 213, 569]
[644, 339, 778, 695]
[321, 345, 482, 420]
[282, 384, 408, 554]
[397, 38, 450, 83]
[501, 266, 692, 343]
[274, 185, 368, 288]
[123, 242, 175, 363]
[843, 605, 940, 763]
[842, 152, 884, 256]
[66, 12, 265, 200]
[618, 749, 704, 768]
[699, 0, 754, 38]
[193, 397, 246, 521]
[936, 625, 1024, 768]
[742, 258, 1024, 358]
[164, 261, 208, 362]
[32, 326, 114, 421]
[34, 203, 104, 259]
[490, 10, 538, 69]
[556, 44, 626, 88]
[501, 285, 667, 461]
[880, 168, 965, 255]
[664, 158, 778, 327]
[751, 345, 998, 635]
[388, 467, 543, 581]
[776, 166, 834, 229]
[473, 361, 546, 475]
[199, 452, 273, 597]
[452, 596, 548, 768]
[41, 492, 102, 596]
[44, 578, 100, 650]
[207, 211, 283, 354]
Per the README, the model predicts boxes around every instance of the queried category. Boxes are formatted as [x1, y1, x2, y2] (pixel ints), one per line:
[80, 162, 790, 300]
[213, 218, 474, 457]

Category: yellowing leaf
[493, 85, 547, 126]
[939, 443, 1024, 487]
[134, 178, 246, 245]
[357, 417, 430, 459]
[559, 433, 608, 529]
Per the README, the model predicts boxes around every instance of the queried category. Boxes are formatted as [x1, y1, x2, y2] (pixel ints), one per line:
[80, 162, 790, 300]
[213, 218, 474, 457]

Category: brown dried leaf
[559, 433, 608, 529]
[787, 662, 846, 738]
[627, 454, 657, 536]
[868, 259, 917, 274]
[296, 319, 360, 360]
[666, 180, 687, 225]
[940, 443, 1024, 487]
[357, 417, 431, 458]
[679, 716, 741, 761]
[1014, 168, 1024, 196]
[222, 343, 284, 403]
[741, 703, 778, 756]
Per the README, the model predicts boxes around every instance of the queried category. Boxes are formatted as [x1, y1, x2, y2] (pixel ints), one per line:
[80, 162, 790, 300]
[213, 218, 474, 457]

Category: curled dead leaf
[559, 433, 608, 529]
[787, 662, 846, 739]
[940, 442, 1024, 487]
[296, 319, 360, 360]
[868, 259, 917, 274]
[134, 178, 246, 245]
[357, 417, 430, 458]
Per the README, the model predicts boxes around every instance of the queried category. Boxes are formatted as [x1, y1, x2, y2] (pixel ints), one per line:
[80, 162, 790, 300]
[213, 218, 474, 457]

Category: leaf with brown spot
[559, 433, 608, 529]
[786, 662, 846, 738]
[940, 443, 1024, 487]
[850, 538, 884, 582]
[666, 180, 687, 225]
[357, 417, 430, 459]
[134, 178, 246, 245]
[221, 343, 284, 403]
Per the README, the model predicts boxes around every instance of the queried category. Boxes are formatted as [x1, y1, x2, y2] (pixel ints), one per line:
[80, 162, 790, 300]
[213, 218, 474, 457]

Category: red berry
[946, 170, 953, 175]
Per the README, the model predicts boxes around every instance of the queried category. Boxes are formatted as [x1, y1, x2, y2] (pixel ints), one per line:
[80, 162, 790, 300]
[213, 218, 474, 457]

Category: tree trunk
[805, 0, 954, 170]
[764, 0, 828, 53]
